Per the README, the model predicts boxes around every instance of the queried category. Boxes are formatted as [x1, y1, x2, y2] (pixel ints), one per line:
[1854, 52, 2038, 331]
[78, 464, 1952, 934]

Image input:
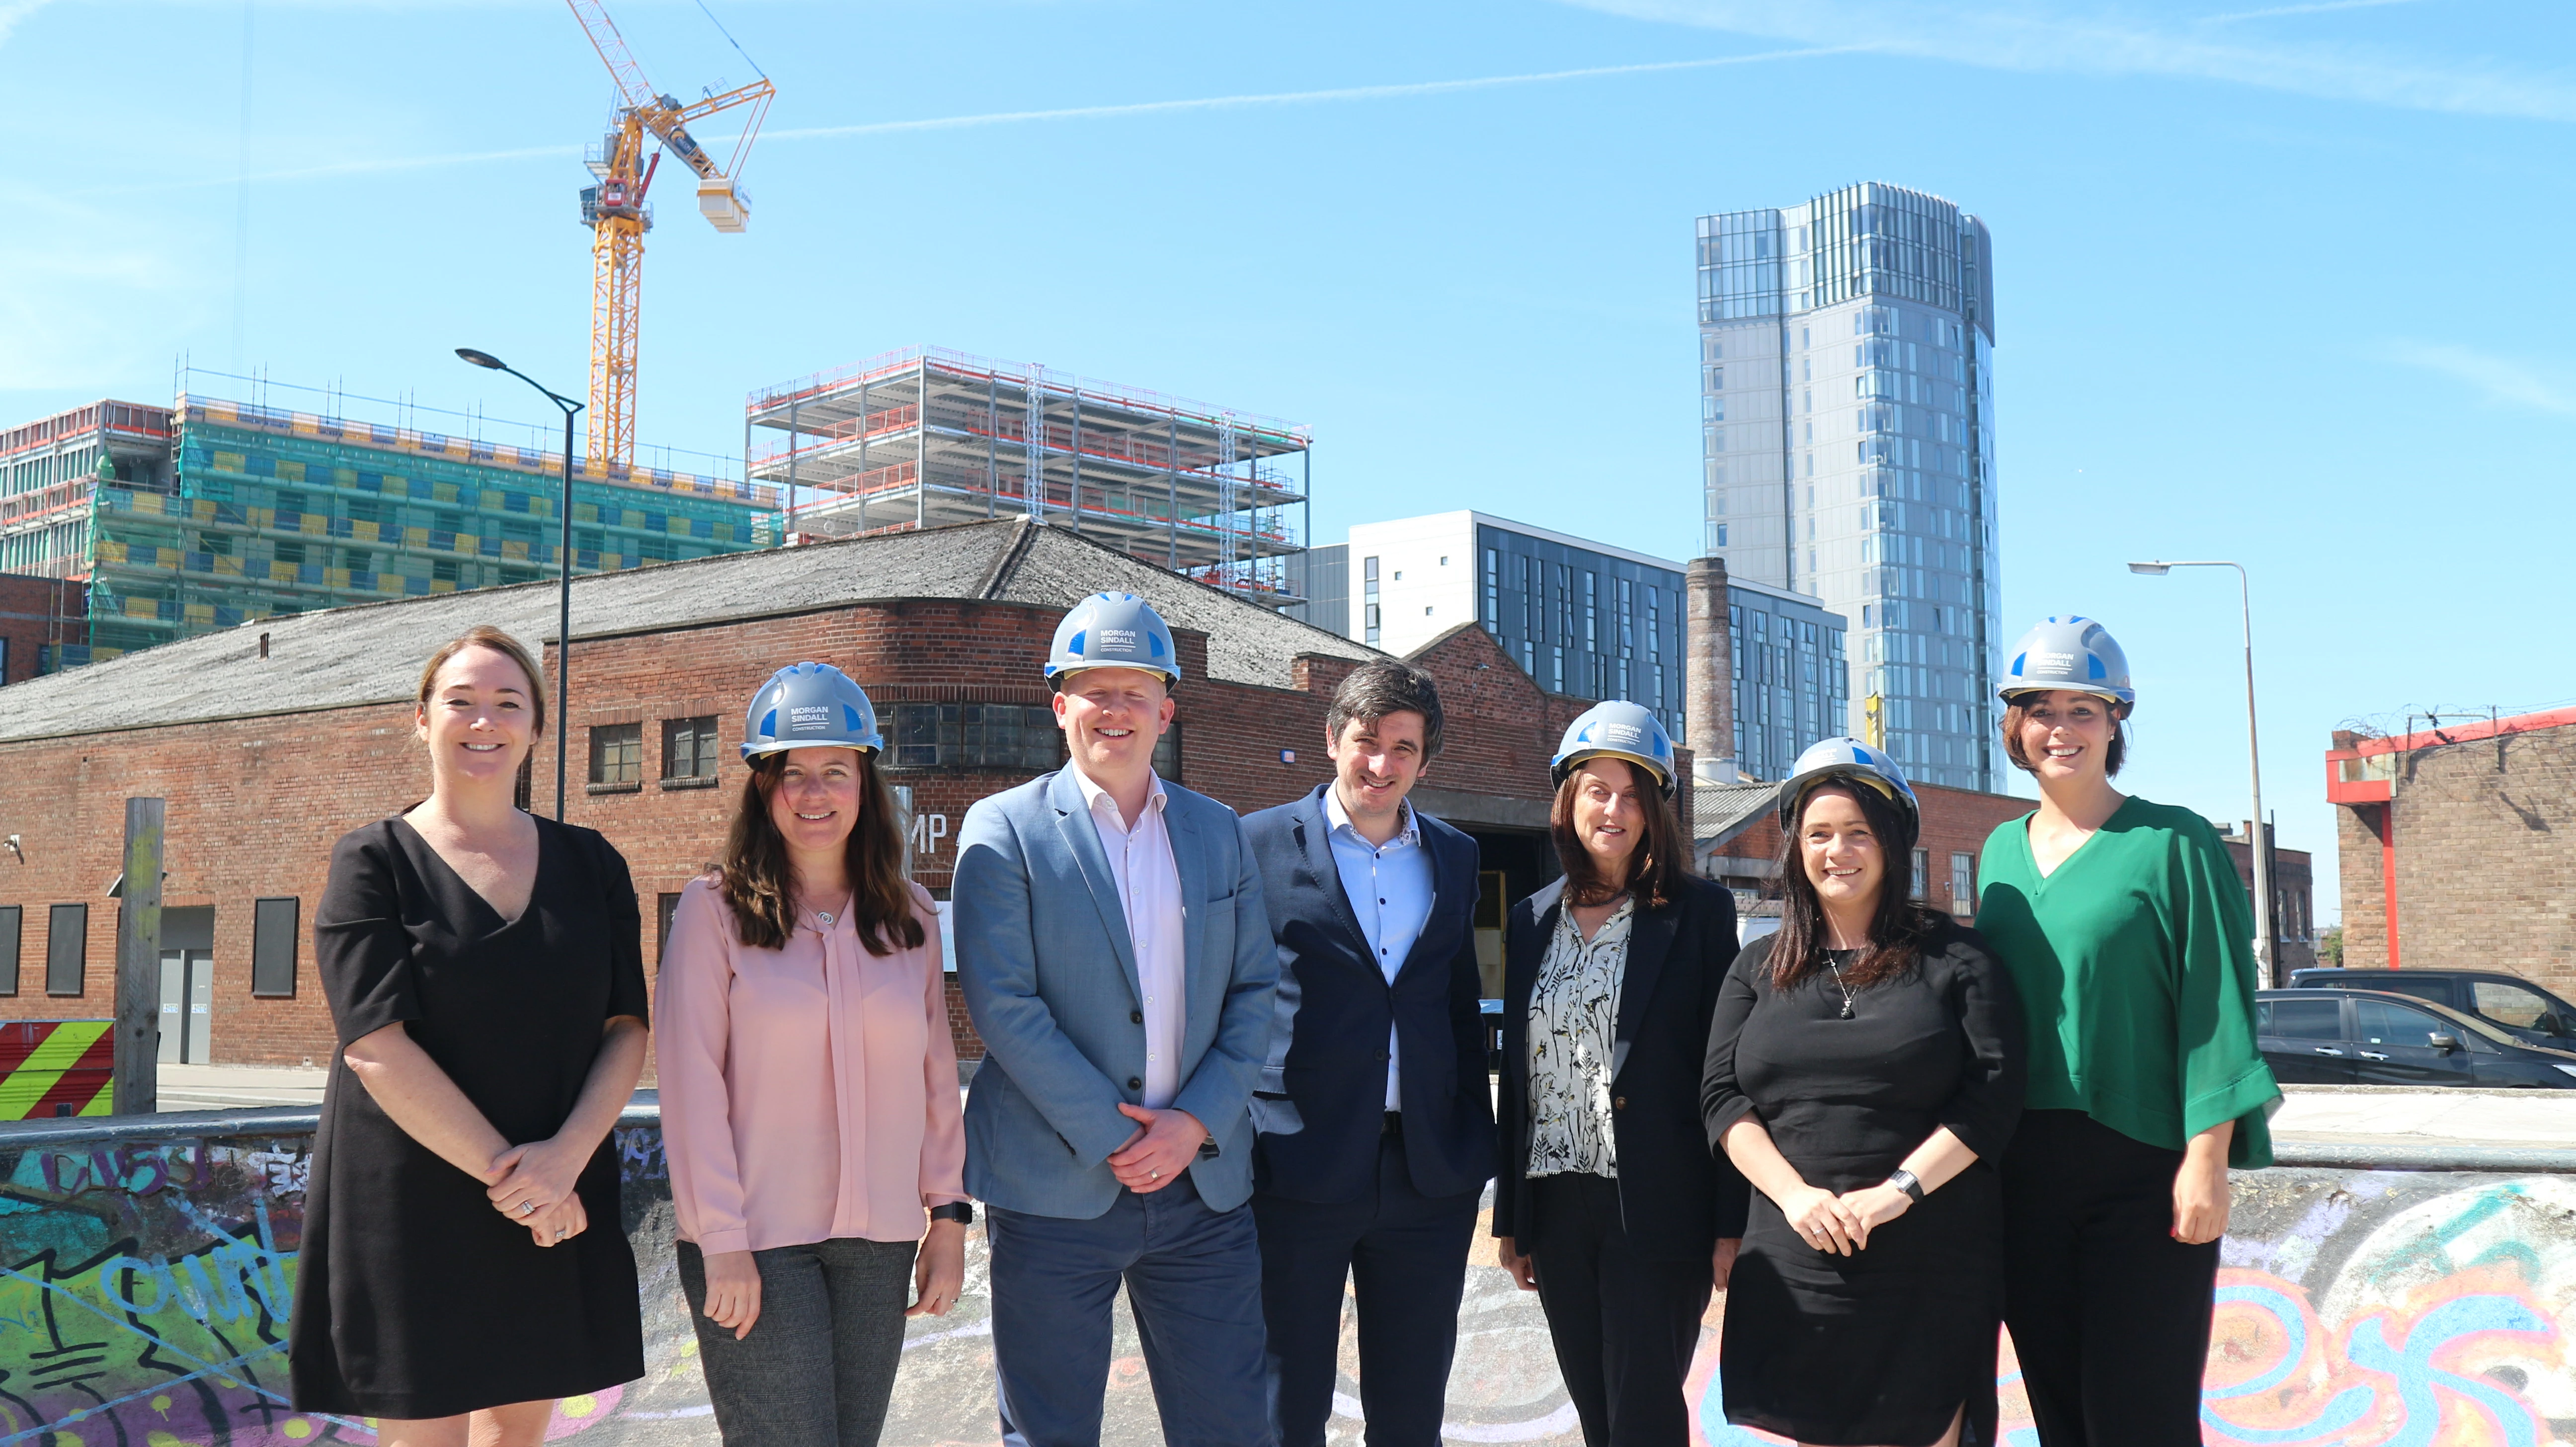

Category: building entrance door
[158, 950, 213, 1064]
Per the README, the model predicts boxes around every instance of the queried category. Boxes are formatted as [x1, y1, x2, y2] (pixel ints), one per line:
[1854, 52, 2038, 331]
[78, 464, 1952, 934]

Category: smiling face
[414, 644, 538, 787]
[1051, 666, 1175, 784]
[1327, 710, 1428, 826]
[2012, 689, 2122, 784]
[764, 747, 865, 860]
[1568, 758, 1647, 875]
[1798, 785, 1886, 919]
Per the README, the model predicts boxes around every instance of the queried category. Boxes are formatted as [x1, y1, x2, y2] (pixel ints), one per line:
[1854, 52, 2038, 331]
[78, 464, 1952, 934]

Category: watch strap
[928, 1202, 975, 1225]
[1887, 1169, 1926, 1203]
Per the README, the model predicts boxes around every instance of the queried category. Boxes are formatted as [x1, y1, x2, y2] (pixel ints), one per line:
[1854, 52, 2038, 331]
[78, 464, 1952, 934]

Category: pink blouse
[656, 877, 967, 1256]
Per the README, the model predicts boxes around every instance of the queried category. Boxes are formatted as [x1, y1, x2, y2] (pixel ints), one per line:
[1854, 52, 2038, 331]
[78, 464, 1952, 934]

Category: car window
[2370, 977, 2453, 1007]
[2264, 997, 2343, 1042]
[2473, 981, 2553, 1029]
[2354, 998, 2448, 1047]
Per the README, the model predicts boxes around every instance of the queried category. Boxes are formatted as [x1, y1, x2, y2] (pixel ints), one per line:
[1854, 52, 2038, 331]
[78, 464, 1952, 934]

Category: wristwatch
[1886, 1169, 1926, 1203]
[928, 1202, 975, 1226]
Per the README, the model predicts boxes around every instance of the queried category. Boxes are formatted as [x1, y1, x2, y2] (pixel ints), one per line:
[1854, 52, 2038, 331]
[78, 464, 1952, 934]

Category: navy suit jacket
[1243, 785, 1496, 1204]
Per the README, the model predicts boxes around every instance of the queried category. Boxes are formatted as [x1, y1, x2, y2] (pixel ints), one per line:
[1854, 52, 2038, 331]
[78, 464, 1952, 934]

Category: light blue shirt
[1323, 787, 1436, 1110]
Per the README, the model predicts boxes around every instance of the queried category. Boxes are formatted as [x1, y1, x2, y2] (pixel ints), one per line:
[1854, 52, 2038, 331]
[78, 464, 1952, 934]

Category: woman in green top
[1972, 615, 2280, 1447]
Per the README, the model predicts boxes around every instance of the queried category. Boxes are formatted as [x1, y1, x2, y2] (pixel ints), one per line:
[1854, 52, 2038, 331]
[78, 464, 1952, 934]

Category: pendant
[1839, 1002, 1855, 1020]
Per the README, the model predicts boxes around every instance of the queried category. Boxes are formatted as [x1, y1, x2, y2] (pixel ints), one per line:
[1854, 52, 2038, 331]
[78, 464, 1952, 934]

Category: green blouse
[1975, 795, 2280, 1168]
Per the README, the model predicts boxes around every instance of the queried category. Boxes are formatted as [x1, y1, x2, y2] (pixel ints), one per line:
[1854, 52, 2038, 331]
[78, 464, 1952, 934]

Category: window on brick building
[46, 903, 85, 996]
[663, 716, 720, 782]
[658, 893, 683, 957]
[0, 905, 18, 994]
[252, 897, 299, 997]
[1154, 724, 1181, 782]
[1949, 853, 1974, 915]
[1910, 849, 1928, 900]
[589, 723, 643, 787]
[886, 704, 1063, 771]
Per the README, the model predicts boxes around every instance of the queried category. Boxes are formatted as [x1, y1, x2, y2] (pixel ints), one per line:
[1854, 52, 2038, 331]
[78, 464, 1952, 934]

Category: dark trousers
[2001, 1110, 2220, 1447]
[1253, 1124, 1482, 1447]
[1527, 1172, 1712, 1447]
[986, 1173, 1274, 1447]
[676, 1236, 917, 1447]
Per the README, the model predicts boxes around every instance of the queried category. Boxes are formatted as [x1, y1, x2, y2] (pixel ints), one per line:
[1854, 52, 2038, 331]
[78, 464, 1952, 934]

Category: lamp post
[457, 348, 580, 820]
[2128, 560, 2275, 985]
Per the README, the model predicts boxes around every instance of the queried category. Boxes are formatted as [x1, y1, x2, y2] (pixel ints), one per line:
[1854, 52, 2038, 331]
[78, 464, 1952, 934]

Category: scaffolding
[745, 346, 1311, 602]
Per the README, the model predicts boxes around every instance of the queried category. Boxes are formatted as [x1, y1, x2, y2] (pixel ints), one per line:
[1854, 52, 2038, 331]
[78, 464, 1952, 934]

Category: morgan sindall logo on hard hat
[1550, 701, 1677, 796]
[1047, 592, 1181, 687]
[2000, 616, 2134, 707]
[742, 662, 884, 759]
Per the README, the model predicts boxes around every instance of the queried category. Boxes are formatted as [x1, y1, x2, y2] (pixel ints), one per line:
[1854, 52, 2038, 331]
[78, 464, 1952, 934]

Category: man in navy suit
[1242, 660, 1496, 1447]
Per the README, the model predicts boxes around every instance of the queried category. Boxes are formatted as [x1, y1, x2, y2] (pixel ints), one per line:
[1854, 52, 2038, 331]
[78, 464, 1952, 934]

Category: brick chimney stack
[1686, 556, 1737, 784]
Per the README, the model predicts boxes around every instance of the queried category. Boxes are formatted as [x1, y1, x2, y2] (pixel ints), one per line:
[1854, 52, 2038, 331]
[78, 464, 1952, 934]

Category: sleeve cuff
[1703, 1095, 1759, 1149]
[692, 1228, 752, 1257]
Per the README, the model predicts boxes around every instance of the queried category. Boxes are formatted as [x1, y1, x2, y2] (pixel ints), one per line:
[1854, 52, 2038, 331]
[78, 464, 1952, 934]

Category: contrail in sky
[115, 46, 1850, 194]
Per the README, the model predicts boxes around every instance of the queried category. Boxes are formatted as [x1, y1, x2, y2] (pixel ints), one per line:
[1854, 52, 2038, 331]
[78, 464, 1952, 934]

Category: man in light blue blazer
[954, 591, 1280, 1447]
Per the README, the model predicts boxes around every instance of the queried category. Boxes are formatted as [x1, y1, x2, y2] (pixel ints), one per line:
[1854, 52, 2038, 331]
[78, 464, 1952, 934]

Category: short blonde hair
[416, 626, 549, 736]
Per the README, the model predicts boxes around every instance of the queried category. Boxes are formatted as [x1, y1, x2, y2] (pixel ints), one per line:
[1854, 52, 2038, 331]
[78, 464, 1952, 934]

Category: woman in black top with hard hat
[1493, 701, 1747, 1447]
[1703, 739, 2022, 1447]
[1973, 616, 2279, 1447]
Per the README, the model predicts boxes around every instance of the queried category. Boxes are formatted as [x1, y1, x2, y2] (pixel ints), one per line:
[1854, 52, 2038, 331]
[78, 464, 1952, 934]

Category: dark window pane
[0, 905, 18, 994]
[2266, 997, 2341, 1041]
[662, 716, 719, 779]
[2354, 998, 2443, 1047]
[589, 723, 642, 784]
[658, 892, 683, 956]
[46, 903, 86, 996]
[251, 897, 299, 997]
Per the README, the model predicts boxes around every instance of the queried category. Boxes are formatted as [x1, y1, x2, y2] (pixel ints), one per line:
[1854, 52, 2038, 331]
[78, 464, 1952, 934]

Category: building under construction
[0, 384, 778, 668]
[746, 346, 1311, 602]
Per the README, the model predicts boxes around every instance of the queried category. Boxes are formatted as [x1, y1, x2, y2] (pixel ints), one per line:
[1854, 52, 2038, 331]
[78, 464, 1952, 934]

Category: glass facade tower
[1696, 181, 2002, 791]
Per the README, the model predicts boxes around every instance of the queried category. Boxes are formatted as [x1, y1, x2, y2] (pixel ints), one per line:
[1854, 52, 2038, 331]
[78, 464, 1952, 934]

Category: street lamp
[457, 348, 581, 820]
[2129, 560, 2275, 984]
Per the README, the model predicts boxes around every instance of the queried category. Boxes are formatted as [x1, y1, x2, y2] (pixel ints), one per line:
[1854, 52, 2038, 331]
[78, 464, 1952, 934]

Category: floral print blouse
[1525, 897, 1634, 1180]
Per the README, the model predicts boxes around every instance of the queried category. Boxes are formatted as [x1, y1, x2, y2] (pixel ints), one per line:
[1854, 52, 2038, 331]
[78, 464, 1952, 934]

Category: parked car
[2255, 988, 2576, 1089]
[2285, 967, 2576, 1047]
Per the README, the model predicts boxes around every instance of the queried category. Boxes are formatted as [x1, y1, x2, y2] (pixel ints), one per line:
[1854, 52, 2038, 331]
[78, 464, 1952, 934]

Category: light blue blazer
[954, 767, 1278, 1218]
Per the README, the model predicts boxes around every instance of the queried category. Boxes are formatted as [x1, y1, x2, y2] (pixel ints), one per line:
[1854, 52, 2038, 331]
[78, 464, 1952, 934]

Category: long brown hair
[718, 750, 925, 955]
[1767, 781, 1944, 991]
[1549, 759, 1687, 911]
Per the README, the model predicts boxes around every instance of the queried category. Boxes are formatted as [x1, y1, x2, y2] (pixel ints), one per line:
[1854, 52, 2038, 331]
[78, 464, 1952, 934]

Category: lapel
[1167, 789, 1209, 1009]
[1047, 768, 1142, 1005]
[1611, 897, 1681, 1084]
[1296, 786, 1378, 968]
[1507, 878, 1566, 1018]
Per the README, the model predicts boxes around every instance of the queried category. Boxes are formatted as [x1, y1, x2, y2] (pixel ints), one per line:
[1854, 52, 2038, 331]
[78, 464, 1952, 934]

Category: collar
[1557, 895, 1636, 947]
[1071, 763, 1167, 825]
[1322, 785, 1419, 850]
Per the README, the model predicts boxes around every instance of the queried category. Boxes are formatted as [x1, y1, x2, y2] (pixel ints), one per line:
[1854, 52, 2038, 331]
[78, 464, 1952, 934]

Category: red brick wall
[0, 573, 84, 686]
[0, 603, 1602, 1071]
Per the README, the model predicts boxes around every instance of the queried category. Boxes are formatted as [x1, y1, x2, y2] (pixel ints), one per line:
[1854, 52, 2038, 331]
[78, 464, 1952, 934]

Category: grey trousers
[677, 1236, 919, 1446]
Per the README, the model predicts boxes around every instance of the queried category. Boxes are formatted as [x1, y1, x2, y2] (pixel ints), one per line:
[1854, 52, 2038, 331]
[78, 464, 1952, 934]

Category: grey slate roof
[1693, 781, 1785, 849]
[0, 519, 1379, 744]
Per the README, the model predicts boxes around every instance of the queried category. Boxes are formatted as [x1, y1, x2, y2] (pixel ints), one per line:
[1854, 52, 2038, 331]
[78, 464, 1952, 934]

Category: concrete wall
[6, 1108, 2573, 1446]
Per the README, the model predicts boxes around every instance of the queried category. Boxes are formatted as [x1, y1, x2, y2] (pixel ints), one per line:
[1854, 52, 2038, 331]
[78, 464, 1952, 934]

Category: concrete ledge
[2272, 1132, 2576, 1174]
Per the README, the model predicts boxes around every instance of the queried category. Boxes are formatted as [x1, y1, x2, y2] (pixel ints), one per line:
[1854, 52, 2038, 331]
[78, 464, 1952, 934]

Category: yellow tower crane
[566, 0, 774, 470]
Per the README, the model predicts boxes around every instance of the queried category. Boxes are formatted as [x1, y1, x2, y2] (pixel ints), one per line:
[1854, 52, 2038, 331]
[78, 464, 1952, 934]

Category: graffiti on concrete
[3, 1116, 2572, 1446]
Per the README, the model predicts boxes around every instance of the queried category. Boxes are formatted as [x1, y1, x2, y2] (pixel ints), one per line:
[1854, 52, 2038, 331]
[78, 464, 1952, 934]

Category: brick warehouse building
[0, 517, 1658, 1070]
[2329, 708, 2576, 989]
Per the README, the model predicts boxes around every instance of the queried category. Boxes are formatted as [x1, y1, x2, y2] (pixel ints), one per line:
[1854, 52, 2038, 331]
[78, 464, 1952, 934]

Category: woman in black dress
[291, 626, 650, 1443]
[1701, 740, 2022, 1447]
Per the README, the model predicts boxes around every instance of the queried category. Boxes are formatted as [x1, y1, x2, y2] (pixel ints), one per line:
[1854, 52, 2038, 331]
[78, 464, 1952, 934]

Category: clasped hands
[1108, 1102, 1206, 1193]
[484, 1136, 588, 1248]
[1781, 1179, 1913, 1256]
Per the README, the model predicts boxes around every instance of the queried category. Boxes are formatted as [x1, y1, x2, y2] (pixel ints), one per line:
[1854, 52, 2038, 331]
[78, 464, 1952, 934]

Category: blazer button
[1613, 1096, 1628, 1110]
[1127, 1077, 1144, 1090]
[1130, 1010, 1144, 1024]
[1376, 1050, 1390, 1062]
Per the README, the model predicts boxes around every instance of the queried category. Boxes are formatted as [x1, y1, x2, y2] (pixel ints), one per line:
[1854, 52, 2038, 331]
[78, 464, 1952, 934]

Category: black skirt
[289, 816, 649, 1418]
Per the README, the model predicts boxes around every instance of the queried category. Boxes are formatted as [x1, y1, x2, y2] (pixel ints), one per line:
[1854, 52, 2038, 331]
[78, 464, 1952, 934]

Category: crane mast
[565, 0, 773, 470]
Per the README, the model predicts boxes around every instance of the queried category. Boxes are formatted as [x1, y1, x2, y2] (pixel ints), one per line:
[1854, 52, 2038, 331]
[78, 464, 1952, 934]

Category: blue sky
[9, 0, 2576, 920]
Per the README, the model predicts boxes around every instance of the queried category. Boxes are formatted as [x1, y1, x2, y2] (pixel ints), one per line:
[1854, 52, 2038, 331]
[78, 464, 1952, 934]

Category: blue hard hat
[1550, 701, 1676, 797]
[2000, 616, 2133, 708]
[1777, 737, 1921, 850]
[741, 662, 884, 760]
[1046, 592, 1180, 687]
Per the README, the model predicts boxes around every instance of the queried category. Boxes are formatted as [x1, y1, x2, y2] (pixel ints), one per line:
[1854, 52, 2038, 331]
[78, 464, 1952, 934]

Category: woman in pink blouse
[658, 662, 968, 1444]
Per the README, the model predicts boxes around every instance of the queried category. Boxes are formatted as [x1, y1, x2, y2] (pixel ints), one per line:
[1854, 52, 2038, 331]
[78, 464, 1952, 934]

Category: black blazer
[1244, 785, 1497, 1204]
[1493, 873, 1749, 1259]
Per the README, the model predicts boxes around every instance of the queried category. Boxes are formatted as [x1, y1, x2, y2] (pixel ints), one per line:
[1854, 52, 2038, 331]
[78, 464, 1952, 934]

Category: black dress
[1700, 921, 2024, 1447]
[290, 815, 650, 1418]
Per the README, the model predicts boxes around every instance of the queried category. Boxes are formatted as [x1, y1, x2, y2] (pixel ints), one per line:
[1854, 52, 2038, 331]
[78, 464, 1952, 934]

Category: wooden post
[112, 797, 164, 1116]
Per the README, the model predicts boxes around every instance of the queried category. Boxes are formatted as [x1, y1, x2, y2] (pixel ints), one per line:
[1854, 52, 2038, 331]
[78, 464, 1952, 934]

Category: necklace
[1824, 950, 1858, 1019]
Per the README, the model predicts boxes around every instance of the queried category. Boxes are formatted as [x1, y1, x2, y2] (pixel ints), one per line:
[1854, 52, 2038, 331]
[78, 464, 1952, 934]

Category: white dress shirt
[1322, 788, 1436, 1110]
[1072, 764, 1189, 1111]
